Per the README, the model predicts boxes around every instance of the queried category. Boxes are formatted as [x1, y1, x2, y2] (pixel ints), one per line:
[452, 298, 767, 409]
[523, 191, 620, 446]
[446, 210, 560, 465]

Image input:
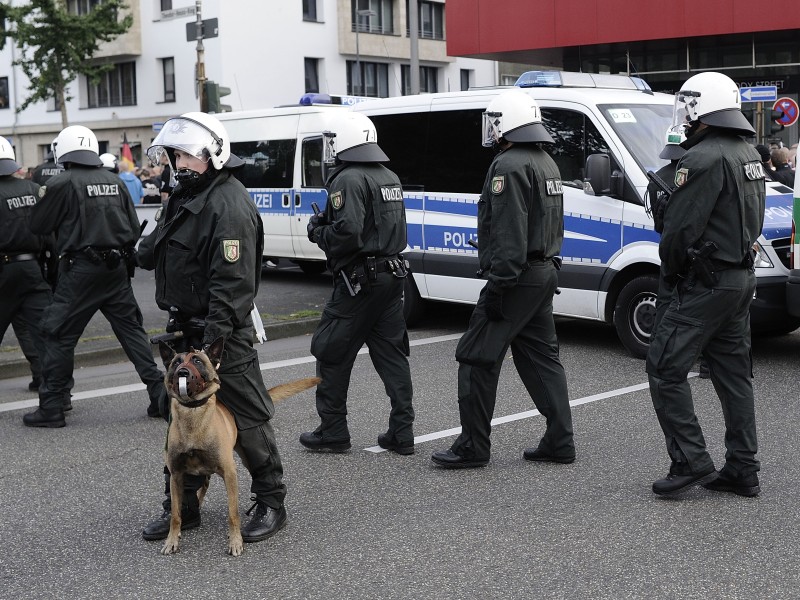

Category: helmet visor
[672, 89, 700, 129]
[482, 111, 502, 147]
[146, 117, 219, 167]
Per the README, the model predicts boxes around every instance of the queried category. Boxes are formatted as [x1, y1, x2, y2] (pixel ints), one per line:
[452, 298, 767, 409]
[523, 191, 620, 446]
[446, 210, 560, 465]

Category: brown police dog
[158, 337, 318, 556]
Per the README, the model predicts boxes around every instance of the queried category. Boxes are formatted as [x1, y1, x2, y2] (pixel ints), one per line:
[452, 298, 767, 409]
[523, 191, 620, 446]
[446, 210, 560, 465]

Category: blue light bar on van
[514, 71, 562, 88]
[299, 93, 371, 106]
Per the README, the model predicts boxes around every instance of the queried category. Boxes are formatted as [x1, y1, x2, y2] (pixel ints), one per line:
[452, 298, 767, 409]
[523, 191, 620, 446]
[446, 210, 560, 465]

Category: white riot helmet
[0, 135, 21, 176]
[658, 125, 687, 160]
[672, 72, 755, 136]
[482, 90, 554, 147]
[99, 152, 118, 172]
[146, 111, 242, 171]
[52, 125, 102, 166]
[322, 111, 388, 163]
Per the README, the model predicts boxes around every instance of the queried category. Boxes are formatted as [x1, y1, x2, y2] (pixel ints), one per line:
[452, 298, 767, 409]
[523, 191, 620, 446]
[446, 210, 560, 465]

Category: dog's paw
[161, 538, 181, 555]
[227, 534, 244, 557]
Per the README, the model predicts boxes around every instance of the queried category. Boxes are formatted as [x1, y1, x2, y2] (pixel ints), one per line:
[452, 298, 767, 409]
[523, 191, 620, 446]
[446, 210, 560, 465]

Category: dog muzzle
[173, 360, 207, 401]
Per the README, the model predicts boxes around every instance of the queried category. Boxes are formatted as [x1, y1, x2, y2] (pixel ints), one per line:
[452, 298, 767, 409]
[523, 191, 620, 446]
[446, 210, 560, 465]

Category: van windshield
[599, 104, 673, 175]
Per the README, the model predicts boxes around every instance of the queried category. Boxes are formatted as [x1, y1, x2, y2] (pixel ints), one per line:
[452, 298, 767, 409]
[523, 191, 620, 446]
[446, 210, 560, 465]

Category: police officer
[0, 136, 51, 393]
[23, 125, 166, 427]
[302, 111, 415, 455]
[431, 90, 574, 468]
[647, 72, 765, 497]
[31, 143, 64, 185]
[138, 112, 287, 543]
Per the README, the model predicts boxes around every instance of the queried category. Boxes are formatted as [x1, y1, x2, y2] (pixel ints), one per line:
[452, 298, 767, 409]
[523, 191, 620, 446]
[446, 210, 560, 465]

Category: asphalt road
[1, 298, 799, 599]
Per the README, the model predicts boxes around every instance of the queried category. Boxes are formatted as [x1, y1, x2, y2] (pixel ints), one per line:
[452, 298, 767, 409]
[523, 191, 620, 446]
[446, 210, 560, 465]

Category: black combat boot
[241, 499, 287, 543]
[142, 496, 201, 541]
[22, 408, 66, 428]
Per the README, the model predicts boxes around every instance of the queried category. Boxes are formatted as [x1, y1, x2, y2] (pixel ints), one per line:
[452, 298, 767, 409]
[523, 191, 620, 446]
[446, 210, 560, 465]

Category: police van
[140, 72, 798, 357]
[787, 166, 800, 317]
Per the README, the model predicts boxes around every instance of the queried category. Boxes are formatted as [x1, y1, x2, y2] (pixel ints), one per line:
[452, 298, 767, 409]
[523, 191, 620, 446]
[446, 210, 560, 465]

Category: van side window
[230, 139, 297, 189]
[370, 112, 429, 191]
[301, 137, 325, 188]
[541, 108, 611, 189]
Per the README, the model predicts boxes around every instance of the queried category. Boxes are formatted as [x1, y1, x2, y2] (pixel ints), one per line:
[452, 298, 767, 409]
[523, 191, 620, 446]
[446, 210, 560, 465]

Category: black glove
[307, 212, 327, 243]
[484, 282, 505, 321]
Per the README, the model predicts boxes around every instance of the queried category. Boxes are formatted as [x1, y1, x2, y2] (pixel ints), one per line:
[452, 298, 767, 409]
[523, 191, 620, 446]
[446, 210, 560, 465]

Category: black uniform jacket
[0, 176, 45, 254]
[29, 165, 139, 256]
[477, 144, 564, 289]
[316, 162, 407, 274]
[138, 171, 263, 347]
[660, 128, 766, 279]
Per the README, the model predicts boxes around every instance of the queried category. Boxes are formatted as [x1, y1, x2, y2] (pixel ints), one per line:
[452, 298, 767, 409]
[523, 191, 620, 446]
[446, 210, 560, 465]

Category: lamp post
[355, 9, 376, 96]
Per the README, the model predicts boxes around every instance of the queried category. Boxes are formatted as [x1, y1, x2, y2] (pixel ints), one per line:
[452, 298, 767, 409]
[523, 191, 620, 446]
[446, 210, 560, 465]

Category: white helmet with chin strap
[482, 90, 554, 147]
[672, 72, 755, 136]
[322, 111, 388, 163]
[99, 152, 118, 172]
[0, 135, 21, 176]
[146, 111, 243, 171]
[53, 125, 103, 166]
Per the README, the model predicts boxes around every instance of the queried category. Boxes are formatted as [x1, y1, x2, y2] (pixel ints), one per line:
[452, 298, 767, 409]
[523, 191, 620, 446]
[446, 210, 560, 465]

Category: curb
[0, 317, 320, 381]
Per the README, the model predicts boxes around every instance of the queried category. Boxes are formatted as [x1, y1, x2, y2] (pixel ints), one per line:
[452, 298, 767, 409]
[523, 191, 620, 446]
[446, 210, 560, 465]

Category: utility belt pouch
[687, 241, 719, 287]
[105, 249, 122, 270]
[388, 256, 408, 278]
[365, 256, 378, 281]
[84, 246, 103, 265]
[122, 247, 137, 278]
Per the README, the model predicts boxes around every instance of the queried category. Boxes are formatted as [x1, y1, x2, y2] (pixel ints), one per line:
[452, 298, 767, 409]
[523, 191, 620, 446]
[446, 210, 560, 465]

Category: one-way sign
[740, 85, 778, 103]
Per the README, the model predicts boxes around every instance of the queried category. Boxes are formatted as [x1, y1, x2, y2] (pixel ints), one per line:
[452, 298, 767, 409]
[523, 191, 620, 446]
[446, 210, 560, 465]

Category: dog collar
[178, 397, 209, 408]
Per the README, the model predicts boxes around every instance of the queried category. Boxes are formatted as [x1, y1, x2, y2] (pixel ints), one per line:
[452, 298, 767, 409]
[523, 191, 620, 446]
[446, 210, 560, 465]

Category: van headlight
[753, 241, 773, 268]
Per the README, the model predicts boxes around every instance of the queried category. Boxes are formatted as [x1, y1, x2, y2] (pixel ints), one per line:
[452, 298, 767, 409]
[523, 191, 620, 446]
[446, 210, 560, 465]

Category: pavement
[0, 265, 330, 380]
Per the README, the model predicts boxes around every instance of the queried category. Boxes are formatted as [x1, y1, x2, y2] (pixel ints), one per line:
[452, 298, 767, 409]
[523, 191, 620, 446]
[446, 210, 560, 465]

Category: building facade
[0, 0, 496, 169]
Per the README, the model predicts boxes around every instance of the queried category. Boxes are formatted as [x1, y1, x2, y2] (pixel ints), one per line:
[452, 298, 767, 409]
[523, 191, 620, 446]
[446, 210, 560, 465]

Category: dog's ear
[204, 336, 225, 365]
[159, 342, 176, 365]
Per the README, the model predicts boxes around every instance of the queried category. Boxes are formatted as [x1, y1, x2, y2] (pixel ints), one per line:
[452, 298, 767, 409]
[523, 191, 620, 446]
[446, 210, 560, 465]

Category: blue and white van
[139, 73, 798, 357]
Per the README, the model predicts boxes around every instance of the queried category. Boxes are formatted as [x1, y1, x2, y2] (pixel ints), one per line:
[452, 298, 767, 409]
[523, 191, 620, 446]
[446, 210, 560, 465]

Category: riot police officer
[0, 136, 51, 393]
[138, 112, 287, 543]
[23, 125, 166, 427]
[31, 144, 63, 185]
[302, 111, 415, 455]
[431, 90, 574, 468]
[647, 72, 766, 497]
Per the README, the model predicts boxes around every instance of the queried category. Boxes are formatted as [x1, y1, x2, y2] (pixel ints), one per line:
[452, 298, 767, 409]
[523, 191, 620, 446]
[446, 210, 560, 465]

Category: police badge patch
[674, 168, 689, 187]
[222, 240, 240, 263]
[491, 175, 505, 194]
[330, 191, 344, 210]
[38, 185, 47, 199]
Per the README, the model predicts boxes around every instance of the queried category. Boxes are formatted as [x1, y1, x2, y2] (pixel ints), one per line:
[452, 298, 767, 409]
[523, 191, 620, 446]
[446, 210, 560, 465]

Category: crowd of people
[0, 70, 787, 548]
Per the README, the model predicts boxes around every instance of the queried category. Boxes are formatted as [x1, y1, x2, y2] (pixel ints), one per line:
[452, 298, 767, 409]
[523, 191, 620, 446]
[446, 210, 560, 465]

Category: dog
[158, 337, 319, 556]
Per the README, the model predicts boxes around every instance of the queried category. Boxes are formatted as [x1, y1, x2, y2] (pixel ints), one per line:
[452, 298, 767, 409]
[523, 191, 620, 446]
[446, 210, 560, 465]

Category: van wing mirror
[584, 153, 623, 198]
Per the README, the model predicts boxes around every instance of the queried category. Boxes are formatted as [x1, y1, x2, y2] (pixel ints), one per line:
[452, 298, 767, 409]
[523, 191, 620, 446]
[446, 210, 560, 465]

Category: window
[406, 0, 444, 40]
[302, 137, 325, 188]
[67, 0, 101, 15]
[161, 57, 175, 102]
[460, 69, 471, 91]
[0, 77, 8, 110]
[87, 62, 136, 108]
[351, 0, 393, 34]
[161, 0, 172, 11]
[230, 139, 297, 189]
[303, 0, 318, 21]
[540, 108, 610, 189]
[305, 58, 320, 93]
[401, 65, 438, 95]
[346, 60, 389, 97]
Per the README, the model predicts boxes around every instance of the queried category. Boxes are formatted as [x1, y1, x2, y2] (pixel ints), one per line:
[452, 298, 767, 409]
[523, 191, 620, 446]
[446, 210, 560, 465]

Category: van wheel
[613, 275, 659, 359]
[297, 260, 327, 276]
[402, 275, 425, 327]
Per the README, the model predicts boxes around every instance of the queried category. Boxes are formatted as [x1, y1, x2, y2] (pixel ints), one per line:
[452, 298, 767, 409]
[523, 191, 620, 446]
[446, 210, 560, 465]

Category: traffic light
[203, 80, 232, 114]
[770, 109, 785, 134]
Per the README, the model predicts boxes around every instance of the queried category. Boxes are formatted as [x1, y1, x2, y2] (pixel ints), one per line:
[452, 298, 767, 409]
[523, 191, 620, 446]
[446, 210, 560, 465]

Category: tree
[0, 0, 133, 128]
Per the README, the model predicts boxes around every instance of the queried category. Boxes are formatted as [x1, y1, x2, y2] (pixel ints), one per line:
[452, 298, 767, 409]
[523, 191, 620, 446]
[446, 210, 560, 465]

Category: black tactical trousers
[0, 261, 51, 383]
[451, 262, 573, 461]
[647, 268, 759, 477]
[161, 329, 286, 509]
[310, 271, 414, 444]
[38, 257, 166, 412]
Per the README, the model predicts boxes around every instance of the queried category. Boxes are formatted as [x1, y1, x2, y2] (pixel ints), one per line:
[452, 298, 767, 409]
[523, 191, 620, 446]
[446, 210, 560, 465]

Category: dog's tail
[268, 377, 321, 402]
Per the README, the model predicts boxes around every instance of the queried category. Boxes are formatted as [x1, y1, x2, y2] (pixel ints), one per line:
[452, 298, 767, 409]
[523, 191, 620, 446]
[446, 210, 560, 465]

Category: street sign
[740, 86, 777, 103]
[185, 18, 219, 41]
[773, 97, 799, 127]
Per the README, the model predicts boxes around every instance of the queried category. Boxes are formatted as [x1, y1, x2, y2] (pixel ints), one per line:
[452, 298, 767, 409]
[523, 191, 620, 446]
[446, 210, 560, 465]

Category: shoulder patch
[491, 175, 505, 195]
[546, 178, 563, 195]
[38, 185, 47, 199]
[674, 168, 689, 187]
[154, 206, 163, 222]
[330, 190, 344, 210]
[744, 161, 765, 181]
[222, 240, 240, 263]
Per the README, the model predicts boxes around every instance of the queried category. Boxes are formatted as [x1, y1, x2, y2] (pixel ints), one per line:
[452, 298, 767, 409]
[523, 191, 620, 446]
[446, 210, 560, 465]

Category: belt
[370, 256, 401, 274]
[345, 255, 401, 275]
[1, 252, 38, 264]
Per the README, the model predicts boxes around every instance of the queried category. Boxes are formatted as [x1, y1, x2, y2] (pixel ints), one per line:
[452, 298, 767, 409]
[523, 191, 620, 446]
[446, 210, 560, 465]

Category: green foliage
[0, 0, 133, 119]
